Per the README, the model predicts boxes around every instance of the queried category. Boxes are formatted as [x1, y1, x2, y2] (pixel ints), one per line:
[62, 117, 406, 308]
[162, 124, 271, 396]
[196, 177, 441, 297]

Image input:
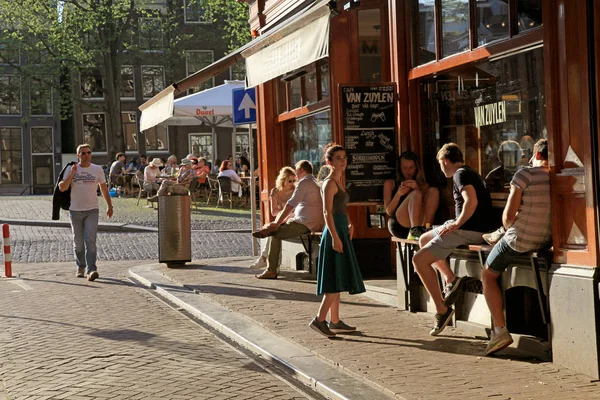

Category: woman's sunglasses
[287, 179, 296, 183]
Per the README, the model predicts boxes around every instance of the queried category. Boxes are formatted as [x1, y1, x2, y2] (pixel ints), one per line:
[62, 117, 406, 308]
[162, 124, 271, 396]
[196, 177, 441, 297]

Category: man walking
[253, 160, 324, 279]
[413, 143, 495, 335]
[59, 144, 113, 281]
[481, 139, 551, 356]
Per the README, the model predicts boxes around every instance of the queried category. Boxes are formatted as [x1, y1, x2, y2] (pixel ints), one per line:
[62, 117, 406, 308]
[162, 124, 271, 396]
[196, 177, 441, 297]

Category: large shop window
[235, 133, 249, 159]
[189, 134, 212, 161]
[145, 125, 167, 151]
[122, 112, 138, 151]
[419, 47, 545, 193]
[0, 127, 22, 184]
[411, 0, 542, 66]
[287, 110, 331, 172]
[82, 113, 107, 152]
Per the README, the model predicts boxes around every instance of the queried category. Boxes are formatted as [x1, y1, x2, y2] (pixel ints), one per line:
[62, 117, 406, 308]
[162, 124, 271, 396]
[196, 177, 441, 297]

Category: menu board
[341, 84, 396, 203]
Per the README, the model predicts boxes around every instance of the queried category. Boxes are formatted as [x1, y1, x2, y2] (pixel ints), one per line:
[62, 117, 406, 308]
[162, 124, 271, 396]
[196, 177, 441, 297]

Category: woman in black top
[383, 151, 439, 240]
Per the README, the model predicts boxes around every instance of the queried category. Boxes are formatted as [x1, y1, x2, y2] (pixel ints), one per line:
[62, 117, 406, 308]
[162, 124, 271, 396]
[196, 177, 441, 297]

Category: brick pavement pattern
[0, 262, 309, 400]
[159, 258, 600, 400]
[6, 225, 251, 263]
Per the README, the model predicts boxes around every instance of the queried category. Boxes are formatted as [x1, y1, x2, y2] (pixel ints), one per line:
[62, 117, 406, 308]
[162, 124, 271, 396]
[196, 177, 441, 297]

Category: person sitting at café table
[383, 151, 440, 241]
[150, 158, 196, 198]
[249, 166, 297, 269]
[137, 154, 148, 172]
[109, 152, 127, 187]
[252, 160, 324, 280]
[163, 155, 178, 176]
[480, 138, 551, 357]
[143, 158, 163, 195]
[218, 160, 246, 196]
[238, 155, 251, 175]
[195, 157, 211, 186]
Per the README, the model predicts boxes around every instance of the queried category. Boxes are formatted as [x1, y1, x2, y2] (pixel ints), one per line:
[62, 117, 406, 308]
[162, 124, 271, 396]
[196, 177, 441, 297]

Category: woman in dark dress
[309, 143, 365, 338]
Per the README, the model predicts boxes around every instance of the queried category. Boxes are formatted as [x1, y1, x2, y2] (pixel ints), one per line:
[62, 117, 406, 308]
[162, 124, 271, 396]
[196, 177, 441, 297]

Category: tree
[0, 0, 185, 157]
[204, 0, 251, 52]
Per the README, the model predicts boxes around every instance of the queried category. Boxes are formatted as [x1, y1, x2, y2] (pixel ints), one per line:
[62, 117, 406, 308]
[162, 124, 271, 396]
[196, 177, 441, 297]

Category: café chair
[206, 176, 219, 205]
[217, 177, 237, 209]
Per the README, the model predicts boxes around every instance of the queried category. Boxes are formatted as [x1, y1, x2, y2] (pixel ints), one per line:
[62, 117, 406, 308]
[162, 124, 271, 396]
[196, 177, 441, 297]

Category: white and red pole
[3, 224, 12, 278]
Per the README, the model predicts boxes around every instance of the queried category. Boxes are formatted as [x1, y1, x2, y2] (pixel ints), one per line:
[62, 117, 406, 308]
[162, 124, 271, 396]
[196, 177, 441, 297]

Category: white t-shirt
[63, 163, 106, 211]
[144, 165, 161, 182]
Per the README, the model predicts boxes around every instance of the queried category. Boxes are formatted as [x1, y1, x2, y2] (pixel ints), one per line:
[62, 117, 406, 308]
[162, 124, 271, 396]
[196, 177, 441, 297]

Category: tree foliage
[203, 0, 251, 52]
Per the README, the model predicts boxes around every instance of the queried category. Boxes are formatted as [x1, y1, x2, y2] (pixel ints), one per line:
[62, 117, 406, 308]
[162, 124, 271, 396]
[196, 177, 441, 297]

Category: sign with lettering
[474, 100, 507, 128]
[341, 83, 396, 203]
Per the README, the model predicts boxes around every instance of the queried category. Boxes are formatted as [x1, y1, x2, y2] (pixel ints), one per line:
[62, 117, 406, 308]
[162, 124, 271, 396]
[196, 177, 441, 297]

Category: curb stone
[129, 264, 399, 400]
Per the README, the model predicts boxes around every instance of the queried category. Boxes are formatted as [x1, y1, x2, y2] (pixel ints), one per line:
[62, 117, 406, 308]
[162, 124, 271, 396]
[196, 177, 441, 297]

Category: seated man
[109, 152, 127, 187]
[151, 158, 196, 198]
[413, 143, 496, 336]
[481, 138, 551, 356]
[253, 160, 324, 280]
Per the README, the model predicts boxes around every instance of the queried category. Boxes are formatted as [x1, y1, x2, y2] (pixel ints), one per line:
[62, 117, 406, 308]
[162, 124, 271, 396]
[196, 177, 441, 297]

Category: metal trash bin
[158, 194, 191, 268]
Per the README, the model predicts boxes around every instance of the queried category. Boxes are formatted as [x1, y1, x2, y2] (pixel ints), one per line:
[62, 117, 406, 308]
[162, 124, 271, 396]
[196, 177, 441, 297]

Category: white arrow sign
[238, 93, 256, 119]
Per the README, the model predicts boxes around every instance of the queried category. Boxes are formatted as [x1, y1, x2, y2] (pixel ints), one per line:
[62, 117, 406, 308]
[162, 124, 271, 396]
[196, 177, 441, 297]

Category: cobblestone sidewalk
[154, 257, 600, 400]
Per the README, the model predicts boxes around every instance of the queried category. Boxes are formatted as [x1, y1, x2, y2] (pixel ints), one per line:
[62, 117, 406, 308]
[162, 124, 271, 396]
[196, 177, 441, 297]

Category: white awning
[139, 85, 175, 132]
[244, 12, 329, 87]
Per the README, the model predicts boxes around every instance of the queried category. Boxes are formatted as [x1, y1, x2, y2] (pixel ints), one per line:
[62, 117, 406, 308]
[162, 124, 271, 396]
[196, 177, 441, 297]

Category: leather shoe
[252, 226, 278, 238]
[255, 271, 278, 280]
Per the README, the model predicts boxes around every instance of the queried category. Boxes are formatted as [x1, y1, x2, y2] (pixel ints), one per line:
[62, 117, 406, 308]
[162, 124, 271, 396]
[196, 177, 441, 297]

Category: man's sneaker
[483, 226, 506, 246]
[327, 320, 356, 333]
[87, 271, 99, 282]
[76, 268, 85, 278]
[406, 226, 426, 241]
[309, 317, 336, 338]
[443, 276, 465, 306]
[485, 327, 514, 356]
[430, 306, 455, 336]
[249, 257, 267, 269]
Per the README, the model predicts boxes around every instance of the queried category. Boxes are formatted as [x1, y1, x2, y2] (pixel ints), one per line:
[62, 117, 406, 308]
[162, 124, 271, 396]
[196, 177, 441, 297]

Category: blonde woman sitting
[250, 166, 297, 269]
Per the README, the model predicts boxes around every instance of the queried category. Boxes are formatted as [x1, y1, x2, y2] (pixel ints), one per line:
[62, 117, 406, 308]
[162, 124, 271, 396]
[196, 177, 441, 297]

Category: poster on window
[341, 83, 396, 203]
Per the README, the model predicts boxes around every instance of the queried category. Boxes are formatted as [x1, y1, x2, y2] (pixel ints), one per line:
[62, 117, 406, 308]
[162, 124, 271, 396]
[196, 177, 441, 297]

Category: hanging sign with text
[341, 83, 396, 203]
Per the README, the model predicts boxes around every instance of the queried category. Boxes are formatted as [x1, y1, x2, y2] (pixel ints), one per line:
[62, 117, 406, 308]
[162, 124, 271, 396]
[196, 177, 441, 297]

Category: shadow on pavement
[20, 277, 101, 289]
[88, 329, 156, 342]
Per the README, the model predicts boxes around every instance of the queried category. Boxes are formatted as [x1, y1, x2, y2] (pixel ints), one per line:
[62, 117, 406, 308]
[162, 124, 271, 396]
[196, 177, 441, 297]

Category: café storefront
[141, 0, 600, 378]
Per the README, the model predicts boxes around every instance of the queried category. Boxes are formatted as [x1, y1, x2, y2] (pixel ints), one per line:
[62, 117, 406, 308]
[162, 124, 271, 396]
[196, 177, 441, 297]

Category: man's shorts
[421, 220, 485, 260]
[485, 236, 522, 274]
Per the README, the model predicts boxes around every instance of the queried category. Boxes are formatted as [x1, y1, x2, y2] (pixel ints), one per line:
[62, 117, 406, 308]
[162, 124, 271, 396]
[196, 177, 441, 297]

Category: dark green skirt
[316, 214, 366, 296]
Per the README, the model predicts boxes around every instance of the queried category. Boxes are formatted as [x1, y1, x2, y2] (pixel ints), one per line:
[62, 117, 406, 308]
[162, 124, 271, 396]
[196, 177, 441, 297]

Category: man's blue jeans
[69, 209, 99, 273]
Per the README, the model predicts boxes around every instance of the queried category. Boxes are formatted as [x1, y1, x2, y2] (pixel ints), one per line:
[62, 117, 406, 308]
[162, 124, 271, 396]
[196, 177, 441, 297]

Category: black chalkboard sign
[341, 84, 396, 203]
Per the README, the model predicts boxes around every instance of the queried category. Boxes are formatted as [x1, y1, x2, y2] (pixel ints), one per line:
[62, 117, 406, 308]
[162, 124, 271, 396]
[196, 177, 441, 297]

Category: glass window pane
[31, 127, 53, 153]
[121, 66, 135, 98]
[121, 112, 138, 151]
[411, 0, 436, 66]
[319, 59, 329, 99]
[304, 64, 318, 106]
[276, 80, 288, 114]
[419, 47, 545, 194]
[82, 113, 107, 152]
[31, 77, 52, 116]
[290, 77, 301, 110]
[185, 0, 211, 23]
[517, 0, 542, 33]
[235, 133, 249, 159]
[0, 76, 21, 115]
[0, 127, 23, 184]
[189, 134, 212, 161]
[358, 9, 382, 83]
[477, 0, 509, 46]
[32, 155, 53, 185]
[186, 51, 214, 93]
[288, 110, 331, 172]
[146, 125, 167, 150]
[141, 66, 164, 98]
[139, 18, 163, 49]
[442, 0, 470, 58]
[80, 69, 103, 99]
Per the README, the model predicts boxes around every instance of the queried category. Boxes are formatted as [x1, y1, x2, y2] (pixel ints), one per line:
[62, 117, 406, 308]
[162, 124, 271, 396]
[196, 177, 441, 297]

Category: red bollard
[3, 224, 12, 278]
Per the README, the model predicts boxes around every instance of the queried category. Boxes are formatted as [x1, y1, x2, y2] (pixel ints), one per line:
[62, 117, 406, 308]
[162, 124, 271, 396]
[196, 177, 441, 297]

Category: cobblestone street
[0, 262, 313, 400]
[7, 225, 252, 263]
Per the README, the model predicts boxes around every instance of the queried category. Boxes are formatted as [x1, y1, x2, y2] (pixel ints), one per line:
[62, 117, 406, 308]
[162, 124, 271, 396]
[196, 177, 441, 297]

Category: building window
[80, 69, 104, 99]
[122, 112, 138, 151]
[229, 61, 246, 81]
[277, 59, 330, 114]
[189, 133, 212, 161]
[139, 18, 163, 50]
[235, 133, 249, 160]
[288, 110, 331, 171]
[30, 77, 53, 116]
[419, 47, 545, 193]
[186, 51, 214, 93]
[121, 66, 135, 99]
[145, 125, 167, 150]
[0, 42, 19, 65]
[410, 0, 543, 65]
[185, 0, 211, 23]
[82, 113, 107, 152]
[0, 127, 23, 184]
[141, 66, 165, 98]
[31, 127, 54, 186]
[0, 75, 21, 115]
[358, 9, 383, 83]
